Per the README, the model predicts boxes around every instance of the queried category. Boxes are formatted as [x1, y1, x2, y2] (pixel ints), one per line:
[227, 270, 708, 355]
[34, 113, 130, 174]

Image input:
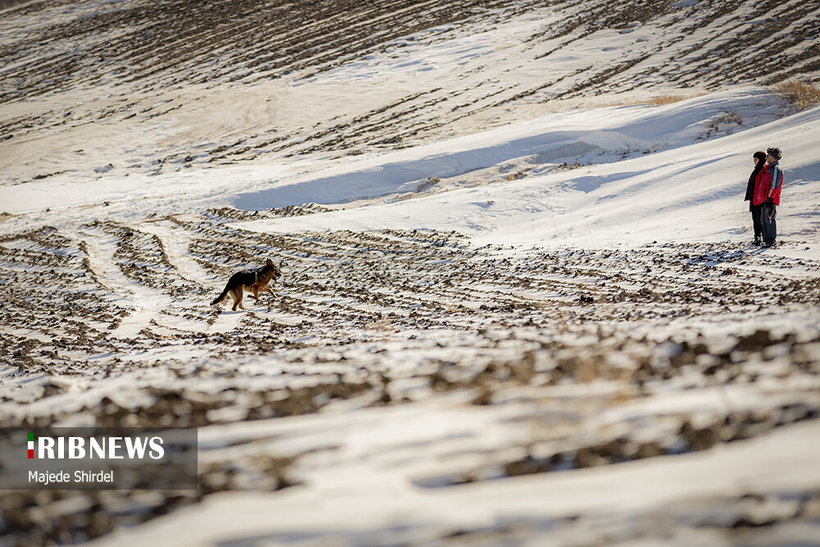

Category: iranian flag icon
[27, 433, 34, 459]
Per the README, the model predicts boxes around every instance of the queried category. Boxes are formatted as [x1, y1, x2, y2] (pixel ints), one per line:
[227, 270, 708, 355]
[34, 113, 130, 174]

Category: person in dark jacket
[752, 147, 784, 247]
[745, 150, 767, 245]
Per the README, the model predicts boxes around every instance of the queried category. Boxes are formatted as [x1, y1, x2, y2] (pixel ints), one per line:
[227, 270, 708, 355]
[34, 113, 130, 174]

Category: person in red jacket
[752, 147, 783, 247]
[745, 150, 767, 245]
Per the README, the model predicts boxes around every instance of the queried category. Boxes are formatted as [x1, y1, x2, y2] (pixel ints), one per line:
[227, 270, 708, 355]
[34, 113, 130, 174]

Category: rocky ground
[1, 206, 819, 543]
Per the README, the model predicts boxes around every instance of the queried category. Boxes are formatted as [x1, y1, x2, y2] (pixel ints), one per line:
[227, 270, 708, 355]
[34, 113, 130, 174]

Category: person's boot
[753, 237, 761, 246]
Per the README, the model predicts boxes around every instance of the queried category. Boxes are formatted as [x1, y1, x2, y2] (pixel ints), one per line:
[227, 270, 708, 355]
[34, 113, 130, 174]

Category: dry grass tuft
[600, 93, 702, 108]
[646, 94, 687, 106]
[773, 80, 820, 110]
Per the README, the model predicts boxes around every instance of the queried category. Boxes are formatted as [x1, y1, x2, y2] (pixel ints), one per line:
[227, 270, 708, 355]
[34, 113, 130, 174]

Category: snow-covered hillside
[2, 0, 818, 183]
[1, 0, 819, 545]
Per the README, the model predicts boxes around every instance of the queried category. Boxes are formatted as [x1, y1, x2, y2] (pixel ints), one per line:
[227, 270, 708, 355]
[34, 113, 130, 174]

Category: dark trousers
[759, 202, 777, 245]
[750, 204, 763, 239]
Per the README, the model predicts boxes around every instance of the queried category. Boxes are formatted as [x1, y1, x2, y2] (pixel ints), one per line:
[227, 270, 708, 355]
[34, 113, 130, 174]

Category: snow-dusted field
[1, 0, 819, 544]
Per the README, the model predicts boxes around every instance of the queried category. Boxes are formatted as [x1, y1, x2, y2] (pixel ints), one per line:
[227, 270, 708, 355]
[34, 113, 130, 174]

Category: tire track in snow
[77, 224, 225, 338]
[138, 219, 273, 333]
[77, 226, 170, 339]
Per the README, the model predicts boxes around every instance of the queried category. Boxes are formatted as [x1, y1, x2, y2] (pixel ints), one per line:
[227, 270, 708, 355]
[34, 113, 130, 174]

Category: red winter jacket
[752, 162, 783, 206]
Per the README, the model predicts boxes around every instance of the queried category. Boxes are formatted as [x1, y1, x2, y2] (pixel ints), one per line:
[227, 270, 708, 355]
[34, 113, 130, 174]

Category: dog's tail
[211, 285, 230, 307]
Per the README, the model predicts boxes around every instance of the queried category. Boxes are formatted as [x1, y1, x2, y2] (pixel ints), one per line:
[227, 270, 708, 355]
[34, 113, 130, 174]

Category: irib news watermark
[1, 428, 197, 490]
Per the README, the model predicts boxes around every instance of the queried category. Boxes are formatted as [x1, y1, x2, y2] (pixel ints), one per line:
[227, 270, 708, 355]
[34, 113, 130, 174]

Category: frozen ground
[1, 0, 819, 545]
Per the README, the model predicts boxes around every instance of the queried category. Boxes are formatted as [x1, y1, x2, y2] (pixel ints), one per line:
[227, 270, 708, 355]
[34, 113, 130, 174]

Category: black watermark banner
[0, 427, 197, 490]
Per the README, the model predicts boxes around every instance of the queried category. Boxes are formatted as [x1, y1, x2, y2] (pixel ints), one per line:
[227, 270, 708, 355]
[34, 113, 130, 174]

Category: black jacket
[745, 164, 764, 203]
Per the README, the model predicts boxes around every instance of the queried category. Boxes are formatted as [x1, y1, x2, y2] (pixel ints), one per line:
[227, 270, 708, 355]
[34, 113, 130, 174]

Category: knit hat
[753, 150, 766, 161]
[767, 147, 782, 160]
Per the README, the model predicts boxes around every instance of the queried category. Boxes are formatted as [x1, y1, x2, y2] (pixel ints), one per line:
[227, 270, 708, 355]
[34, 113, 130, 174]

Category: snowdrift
[235, 90, 820, 249]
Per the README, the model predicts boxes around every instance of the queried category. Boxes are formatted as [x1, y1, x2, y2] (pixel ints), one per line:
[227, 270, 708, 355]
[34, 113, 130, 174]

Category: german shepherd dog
[211, 258, 282, 311]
